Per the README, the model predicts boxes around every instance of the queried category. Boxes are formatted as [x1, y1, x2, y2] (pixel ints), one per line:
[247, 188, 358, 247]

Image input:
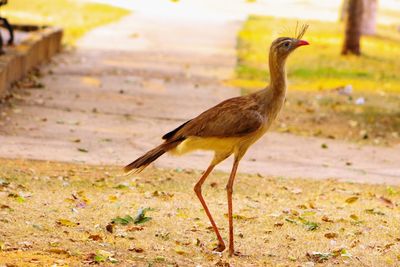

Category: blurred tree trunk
[342, 0, 363, 55]
[340, 0, 378, 35]
[361, 0, 378, 35]
[339, 0, 349, 21]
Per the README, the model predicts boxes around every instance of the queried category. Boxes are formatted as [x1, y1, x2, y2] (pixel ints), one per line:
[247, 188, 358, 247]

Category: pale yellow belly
[169, 136, 244, 156]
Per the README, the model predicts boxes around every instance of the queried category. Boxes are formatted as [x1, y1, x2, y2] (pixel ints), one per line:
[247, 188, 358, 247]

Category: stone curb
[0, 26, 63, 99]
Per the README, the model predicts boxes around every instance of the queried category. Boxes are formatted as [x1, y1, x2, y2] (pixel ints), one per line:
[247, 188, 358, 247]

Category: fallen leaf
[106, 223, 114, 233]
[56, 219, 79, 227]
[345, 196, 359, 204]
[155, 231, 170, 240]
[91, 250, 115, 264]
[324, 233, 338, 239]
[88, 234, 102, 241]
[18, 241, 33, 249]
[224, 213, 257, 220]
[349, 214, 359, 221]
[215, 259, 231, 267]
[288, 255, 297, 261]
[321, 215, 334, 222]
[134, 207, 152, 225]
[114, 184, 129, 190]
[306, 251, 332, 263]
[386, 186, 398, 195]
[285, 218, 298, 224]
[174, 246, 187, 255]
[127, 226, 144, 232]
[364, 208, 385, 215]
[379, 196, 394, 207]
[155, 255, 165, 262]
[302, 211, 316, 217]
[128, 246, 144, 253]
[46, 248, 69, 255]
[0, 179, 10, 187]
[303, 221, 319, 231]
[215, 259, 231, 266]
[0, 204, 12, 210]
[112, 215, 134, 225]
[108, 195, 118, 202]
[338, 248, 352, 258]
[210, 182, 218, 188]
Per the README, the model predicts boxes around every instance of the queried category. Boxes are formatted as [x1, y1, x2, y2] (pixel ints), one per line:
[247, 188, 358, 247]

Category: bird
[124, 24, 309, 256]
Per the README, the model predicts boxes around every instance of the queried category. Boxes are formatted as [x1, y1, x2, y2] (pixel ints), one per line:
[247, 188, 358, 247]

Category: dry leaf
[324, 233, 338, 239]
[88, 234, 102, 241]
[350, 214, 359, 221]
[322, 215, 334, 222]
[46, 248, 69, 255]
[174, 246, 187, 255]
[379, 196, 394, 207]
[128, 246, 144, 253]
[345, 196, 359, 204]
[56, 219, 79, 227]
[106, 223, 114, 233]
[127, 226, 144, 232]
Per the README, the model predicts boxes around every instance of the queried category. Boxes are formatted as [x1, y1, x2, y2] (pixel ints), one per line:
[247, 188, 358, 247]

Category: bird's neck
[268, 54, 287, 98]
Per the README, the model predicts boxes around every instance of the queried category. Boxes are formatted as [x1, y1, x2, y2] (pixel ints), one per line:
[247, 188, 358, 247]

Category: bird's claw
[229, 250, 245, 257]
[212, 243, 226, 252]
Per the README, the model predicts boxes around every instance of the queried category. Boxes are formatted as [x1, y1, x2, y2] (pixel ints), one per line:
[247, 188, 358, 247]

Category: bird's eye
[284, 42, 290, 47]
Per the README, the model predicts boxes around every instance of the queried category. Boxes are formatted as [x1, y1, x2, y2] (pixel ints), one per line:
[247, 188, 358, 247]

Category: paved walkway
[0, 6, 399, 184]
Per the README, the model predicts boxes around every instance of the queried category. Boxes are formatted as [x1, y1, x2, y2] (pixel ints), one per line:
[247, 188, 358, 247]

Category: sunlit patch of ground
[271, 90, 400, 146]
[1, 159, 399, 266]
[2, 0, 130, 45]
[233, 16, 400, 146]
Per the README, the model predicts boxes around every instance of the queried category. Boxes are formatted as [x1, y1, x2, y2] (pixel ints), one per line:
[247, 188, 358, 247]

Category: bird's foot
[229, 250, 245, 257]
[212, 243, 226, 252]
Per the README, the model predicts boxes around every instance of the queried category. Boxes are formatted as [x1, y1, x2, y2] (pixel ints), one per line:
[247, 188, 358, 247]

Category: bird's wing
[164, 95, 264, 140]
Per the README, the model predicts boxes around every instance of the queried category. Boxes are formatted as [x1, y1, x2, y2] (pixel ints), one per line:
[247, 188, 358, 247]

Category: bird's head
[270, 24, 309, 60]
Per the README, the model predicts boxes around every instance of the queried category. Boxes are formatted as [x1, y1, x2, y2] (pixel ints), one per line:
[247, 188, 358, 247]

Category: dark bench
[0, 0, 14, 54]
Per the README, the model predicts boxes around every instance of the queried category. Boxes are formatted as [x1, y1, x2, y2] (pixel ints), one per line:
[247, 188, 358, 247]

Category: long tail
[124, 139, 183, 174]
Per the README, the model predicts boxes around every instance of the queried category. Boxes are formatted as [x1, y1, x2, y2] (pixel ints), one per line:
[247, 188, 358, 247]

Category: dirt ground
[1, 158, 400, 266]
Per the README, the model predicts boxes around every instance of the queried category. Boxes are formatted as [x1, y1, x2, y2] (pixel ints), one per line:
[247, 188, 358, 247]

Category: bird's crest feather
[294, 22, 309, 40]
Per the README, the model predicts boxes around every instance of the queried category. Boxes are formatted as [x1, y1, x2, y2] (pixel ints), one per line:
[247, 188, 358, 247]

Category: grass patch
[2, 0, 130, 45]
[234, 16, 400, 145]
[234, 15, 400, 93]
[0, 159, 400, 266]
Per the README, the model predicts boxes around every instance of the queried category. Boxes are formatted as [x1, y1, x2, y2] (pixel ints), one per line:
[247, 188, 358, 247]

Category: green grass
[235, 15, 400, 93]
[2, 0, 130, 45]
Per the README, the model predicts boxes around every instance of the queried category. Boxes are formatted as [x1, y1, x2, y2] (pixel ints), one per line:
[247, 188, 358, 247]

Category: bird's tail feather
[124, 139, 183, 174]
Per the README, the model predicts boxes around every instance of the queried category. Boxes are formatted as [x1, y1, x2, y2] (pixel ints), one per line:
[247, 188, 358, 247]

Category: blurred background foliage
[2, 0, 129, 45]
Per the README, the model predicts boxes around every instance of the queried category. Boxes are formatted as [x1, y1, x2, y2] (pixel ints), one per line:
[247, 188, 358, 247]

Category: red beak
[297, 40, 309, 47]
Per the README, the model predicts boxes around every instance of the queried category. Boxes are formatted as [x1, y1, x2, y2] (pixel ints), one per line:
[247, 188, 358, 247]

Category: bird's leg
[194, 164, 226, 252]
[226, 158, 239, 256]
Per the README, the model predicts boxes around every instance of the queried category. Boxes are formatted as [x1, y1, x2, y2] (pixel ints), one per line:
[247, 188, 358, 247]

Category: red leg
[226, 158, 239, 256]
[194, 164, 226, 252]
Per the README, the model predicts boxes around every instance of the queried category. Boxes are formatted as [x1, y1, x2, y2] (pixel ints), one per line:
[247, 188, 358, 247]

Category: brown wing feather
[162, 119, 192, 140]
[165, 95, 264, 139]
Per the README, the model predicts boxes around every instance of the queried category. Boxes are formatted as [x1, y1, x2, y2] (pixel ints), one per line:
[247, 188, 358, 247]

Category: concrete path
[0, 5, 399, 185]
